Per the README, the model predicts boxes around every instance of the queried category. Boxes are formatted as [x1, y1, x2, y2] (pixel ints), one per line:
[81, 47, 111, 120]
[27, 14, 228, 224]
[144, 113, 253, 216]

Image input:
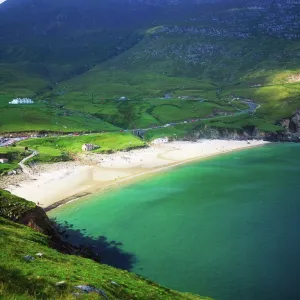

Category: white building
[82, 144, 99, 151]
[9, 98, 34, 105]
[151, 137, 169, 144]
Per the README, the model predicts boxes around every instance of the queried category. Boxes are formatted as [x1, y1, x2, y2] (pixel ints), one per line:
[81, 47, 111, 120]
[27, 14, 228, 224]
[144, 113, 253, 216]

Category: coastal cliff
[0, 189, 209, 300]
[186, 110, 300, 142]
[0, 189, 56, 236]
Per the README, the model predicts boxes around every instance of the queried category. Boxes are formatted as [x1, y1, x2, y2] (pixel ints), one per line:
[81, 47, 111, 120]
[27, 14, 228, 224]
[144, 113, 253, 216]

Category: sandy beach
[2, 139, 269, 209]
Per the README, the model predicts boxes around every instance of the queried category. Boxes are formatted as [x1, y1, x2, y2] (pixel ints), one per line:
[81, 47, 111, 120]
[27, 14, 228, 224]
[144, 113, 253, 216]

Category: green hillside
[0, 132, 145, 174]
[0, 189, 209, 300]
[0, 0, 299, 137]
[0, 217, 209, 299]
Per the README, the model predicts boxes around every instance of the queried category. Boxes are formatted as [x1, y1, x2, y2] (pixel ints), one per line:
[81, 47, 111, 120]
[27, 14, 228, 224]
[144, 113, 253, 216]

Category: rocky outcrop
[185, 110, 300, 142]
[276, 109, 300, 142]
[17, 206, 59, 237]
[188, 126, 300, 142]
[0, 189, 100, 257]
[187, 126, 264, 141]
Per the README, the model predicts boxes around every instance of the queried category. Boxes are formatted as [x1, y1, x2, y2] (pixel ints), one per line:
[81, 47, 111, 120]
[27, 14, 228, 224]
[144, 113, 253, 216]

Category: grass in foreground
[0, 217, 209, 300]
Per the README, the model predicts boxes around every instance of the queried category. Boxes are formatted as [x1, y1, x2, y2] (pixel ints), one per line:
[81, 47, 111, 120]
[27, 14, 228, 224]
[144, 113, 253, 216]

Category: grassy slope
[0, 133, 145, 168]
[0, 217, 208, 300]
[51, 22, 300, 134]
[0, 99, 119, 134]
[0, 146, 29, 174]
[19, 132, 146, 156]
[0, 2, 299, 136]
[0, 63, 120, 133]
[0, 189, 209, 300]
[0, 189, 36, 221]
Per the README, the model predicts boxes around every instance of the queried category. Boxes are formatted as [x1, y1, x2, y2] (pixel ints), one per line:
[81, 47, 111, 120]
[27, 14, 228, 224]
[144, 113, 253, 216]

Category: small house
[82, 144, 99, 152]
[0, 158, 9, 164]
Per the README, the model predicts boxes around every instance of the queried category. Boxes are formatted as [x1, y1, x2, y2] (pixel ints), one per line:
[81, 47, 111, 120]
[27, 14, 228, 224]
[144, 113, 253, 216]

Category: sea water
[49, 143, 300, 300]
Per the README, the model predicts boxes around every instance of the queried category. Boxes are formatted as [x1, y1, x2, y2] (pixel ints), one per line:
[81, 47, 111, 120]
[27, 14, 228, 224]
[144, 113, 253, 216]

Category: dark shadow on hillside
[0, 266, 70, 298]
[54, 220, 137, 271]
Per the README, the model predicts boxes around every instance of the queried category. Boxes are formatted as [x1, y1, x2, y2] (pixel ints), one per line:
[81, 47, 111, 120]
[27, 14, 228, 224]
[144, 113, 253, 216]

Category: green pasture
[18, 133, 145, 159]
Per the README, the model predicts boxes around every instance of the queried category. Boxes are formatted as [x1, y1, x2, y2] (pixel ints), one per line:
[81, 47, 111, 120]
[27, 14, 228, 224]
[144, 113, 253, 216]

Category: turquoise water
[49, 143, 300, 300]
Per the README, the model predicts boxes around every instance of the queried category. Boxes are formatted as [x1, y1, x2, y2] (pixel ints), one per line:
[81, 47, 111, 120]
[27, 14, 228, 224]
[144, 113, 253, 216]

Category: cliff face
[0, 190, 55, 235]
[278, 109, 300, 141]
[0, 189, 84, 255]
[16, 206, 58, 237]
[187, 111, 300, 142]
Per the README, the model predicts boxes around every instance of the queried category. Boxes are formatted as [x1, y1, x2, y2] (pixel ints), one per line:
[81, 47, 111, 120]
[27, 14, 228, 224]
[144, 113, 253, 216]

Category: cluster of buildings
[9, 98, 34, 105]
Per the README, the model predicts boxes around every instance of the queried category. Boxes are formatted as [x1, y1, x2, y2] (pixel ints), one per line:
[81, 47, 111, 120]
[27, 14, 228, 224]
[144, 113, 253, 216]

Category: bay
[49, 143, 300, 300]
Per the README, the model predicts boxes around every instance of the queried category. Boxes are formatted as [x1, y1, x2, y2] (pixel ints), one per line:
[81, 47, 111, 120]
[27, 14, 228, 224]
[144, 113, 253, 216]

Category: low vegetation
[17, 132, 145, 163]
[0, 189, 36, 221]
[0, 146, 29, 175]
[19, 132, 145, 154]
[0, 95, 119, 133]
[0, 133, 145, 170]
[0, 144, 70, 171]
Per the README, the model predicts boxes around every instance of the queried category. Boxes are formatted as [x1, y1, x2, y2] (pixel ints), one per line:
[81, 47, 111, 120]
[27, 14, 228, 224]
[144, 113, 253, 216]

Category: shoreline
[2, 139, 269, 211]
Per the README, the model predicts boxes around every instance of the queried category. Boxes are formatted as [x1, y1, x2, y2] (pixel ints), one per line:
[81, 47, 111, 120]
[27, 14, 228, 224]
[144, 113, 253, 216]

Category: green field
[0, 133, 145, 172]
[18, 132, 145, 162]
[0, 98, 120, 133]
[1, 35, 299, 136]
[19, 132, 145, 153]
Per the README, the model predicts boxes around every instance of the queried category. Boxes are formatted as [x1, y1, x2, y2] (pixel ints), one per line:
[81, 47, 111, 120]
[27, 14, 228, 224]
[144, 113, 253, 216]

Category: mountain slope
[52, 0, 300, 130]
[0, 0, 299, 135]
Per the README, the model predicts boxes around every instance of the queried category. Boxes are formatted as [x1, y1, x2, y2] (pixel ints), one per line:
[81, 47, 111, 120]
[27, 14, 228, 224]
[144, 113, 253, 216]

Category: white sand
[5, 139, 269, 208]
